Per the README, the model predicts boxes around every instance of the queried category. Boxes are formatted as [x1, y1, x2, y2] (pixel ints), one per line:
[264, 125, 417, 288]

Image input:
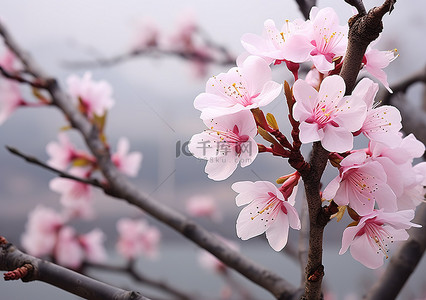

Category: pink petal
[265, 210, 289, 251]
[205, 156, 238, 181]
[350, 233, 385, 269]
[299, 122, 321, 144]
[322, 126, 354, 152]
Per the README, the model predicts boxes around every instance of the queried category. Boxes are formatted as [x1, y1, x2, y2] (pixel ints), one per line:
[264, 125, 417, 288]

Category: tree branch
[364, 203, 426, 300]
[0, 237, 151, 300]
[0, 21, 297, 300]
[6, 146, 104, 189]
[340, 0, 396, 93]
[295, 0, 317, 20]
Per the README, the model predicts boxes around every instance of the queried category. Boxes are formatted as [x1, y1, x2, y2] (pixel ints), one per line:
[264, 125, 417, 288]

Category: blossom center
[250, 192, 284, 221]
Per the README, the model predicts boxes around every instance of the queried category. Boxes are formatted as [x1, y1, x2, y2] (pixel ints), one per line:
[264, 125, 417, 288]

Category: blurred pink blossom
[67, 72, 115, 118]
[116, 218, 161, 260]
[55, 226, 84, 269]
[21, 205, 66, 257]
[79, 228, 107, 263]
[186, 195, 222, 222]
[0, 49, 22, 125]
[111, 137, 142, 177]
[130, 18, 159, 50]
[49, 167, 94, 219]
[198, 234, 239, 274]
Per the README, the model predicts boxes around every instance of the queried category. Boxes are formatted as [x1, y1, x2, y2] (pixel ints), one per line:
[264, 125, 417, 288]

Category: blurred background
[0, 0, 425, 299]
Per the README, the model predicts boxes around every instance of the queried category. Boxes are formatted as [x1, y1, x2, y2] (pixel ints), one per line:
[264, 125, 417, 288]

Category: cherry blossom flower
[396, 162, 426, 210]
[46, 133, 80, 170]
[194, 55, 282, 119]
[79, 228, 107, 263]
[352, 78, 402, 147]
[232, 180, 301, 251]
[292, 75, 367, 152]
[66, 72, 115, 119]
[186, 195, 222, 222]
[49, 167, 93, 219]
[188, 110, 258, 181]
[307, 7, 348, 72]
[323, 151, 397, 216]
[198, 234, 239, 274]
[339, 209, 420, 269]
[362, 47, 398, 92]
[55, 226, 84, 269]
[116, 218, 161, 260]
[0, 78, 22, 125]
[241, 18, 312, 64]
[21, 205, 66, 257]
[111, 137, 143, 177]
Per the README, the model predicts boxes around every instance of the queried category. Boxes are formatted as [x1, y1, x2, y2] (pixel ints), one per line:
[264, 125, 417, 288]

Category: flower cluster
[190, 6, 424, 267]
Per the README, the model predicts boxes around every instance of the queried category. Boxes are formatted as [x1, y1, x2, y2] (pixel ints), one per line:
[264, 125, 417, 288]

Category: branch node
[4, 264, 33, 281]
[307, 265, 324, 282]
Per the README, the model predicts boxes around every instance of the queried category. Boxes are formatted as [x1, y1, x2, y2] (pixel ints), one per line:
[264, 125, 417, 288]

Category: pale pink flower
[194, 55, 282, 119]
[49, 167, 93, 219]
[168, 10, 197, 51]
[186, 195, 222, 222]
[55, 226, 84, 269]
[67, 72, 114, 118]
[293, 75, 367, 152]
[79, 228, 107, 263]
[241, 18, 312, 64]
[339, 209, 420, 269]
[188, 110, 258, 181]
[232, 181, 301, 251]
[116, 218, 161, 260]
[198, 234, 239, 274]
[0, 78, 22, 125]
[46, 132, 78, 170]
[362, 47, 398, 92]
[352, 78, 402, 147]
[305, 68, 321, 90]
[0, 49, 16, 72]
[111, 137, 143, 177]
[323, 151, 397, 216]
[396, 162, 426, 210]
[21, 205, 65, 257]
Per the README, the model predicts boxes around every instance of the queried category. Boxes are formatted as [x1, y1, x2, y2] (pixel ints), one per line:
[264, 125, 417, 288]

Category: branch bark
[0, 238, 150, 300]
[0, 21, 297, 300]
[364, 203, 426, 300]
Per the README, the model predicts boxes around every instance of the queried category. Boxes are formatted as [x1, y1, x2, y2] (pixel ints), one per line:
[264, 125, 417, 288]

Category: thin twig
[84, 261, 196, 300]
[0, 66, 47, 89]
[6, 146, 104, 189]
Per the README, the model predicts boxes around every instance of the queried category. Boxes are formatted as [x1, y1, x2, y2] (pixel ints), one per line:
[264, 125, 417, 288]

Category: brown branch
[6, 146, 104, 189]
[364, 203, 426, 300]
[0, 238, 151, 300]
[84, 261, 196, 300]
[0, 66, 48, 89]
[0, 21, 296, 300]
[340, 0, 396, 93]
[298, 198, 309, 286]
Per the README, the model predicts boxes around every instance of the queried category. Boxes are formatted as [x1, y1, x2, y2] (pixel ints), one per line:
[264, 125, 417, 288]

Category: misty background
[0, 0, 426, 299]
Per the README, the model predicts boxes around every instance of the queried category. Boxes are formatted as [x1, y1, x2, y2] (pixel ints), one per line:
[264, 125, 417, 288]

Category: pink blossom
[21, 205, 66, 257]
[186, 195, 222, 222]
[307, 7, 348, 72]
[352, 78, 402, 147]
[0, 49, 16, 72]
[55, 226, 84, 269]
[66, 72, 114, 118]
[396, 162, 426, 210]
[188, 110, 258, 181]
[0, 78, 22, 125]
[293, 75, 367, 152]
[111, 137, 143, 177]
[49, 167, 93, 219]
[232, 181, 300, 251]
[194, 55, 282, 119]
[79, 228, 107, 263]
[305, 68, 321, 90]
[116, 218, 161, 260]
[46, 133, 78, 170]
[198, 234, 239, 274]
[168, 10, 197, 51]
[362, 47, 398, 92]
[323, 151, 397, 216]
[339, 209, 420, 269]
[241, 18, 312, 64]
